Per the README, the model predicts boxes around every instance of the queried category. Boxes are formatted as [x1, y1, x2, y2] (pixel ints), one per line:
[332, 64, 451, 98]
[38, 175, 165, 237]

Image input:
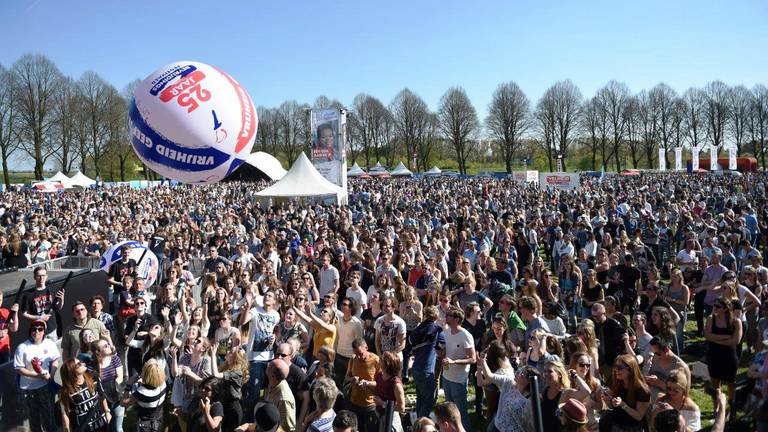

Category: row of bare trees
[0, 54, 141, 186]
[2, 53, 767, 181]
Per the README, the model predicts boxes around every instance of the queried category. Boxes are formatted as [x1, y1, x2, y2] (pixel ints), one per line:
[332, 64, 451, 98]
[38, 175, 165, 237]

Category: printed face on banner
[311, 109, 345, 187]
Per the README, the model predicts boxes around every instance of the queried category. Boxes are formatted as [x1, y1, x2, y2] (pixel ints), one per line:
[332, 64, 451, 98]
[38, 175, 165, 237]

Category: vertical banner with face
[691, 147, 699, 171]
[311, 109, 347, 192]
[728, 146, 738, 170]
[710, 144, 718, 170]
[674, 147, 682, 170]
[658, 148, 666, 171]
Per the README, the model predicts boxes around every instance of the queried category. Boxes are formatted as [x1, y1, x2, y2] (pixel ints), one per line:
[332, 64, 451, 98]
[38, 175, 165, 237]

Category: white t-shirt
[14, 338, 61, 390]
[245, 306, 281, 362]
[676, 249, 697, 271]
[335, 316, 364, 358]
[319, 265, 340, 298]
[443, 327, 474, 384]
[374, 314, 407, 355]
[345, 286, 368, 318]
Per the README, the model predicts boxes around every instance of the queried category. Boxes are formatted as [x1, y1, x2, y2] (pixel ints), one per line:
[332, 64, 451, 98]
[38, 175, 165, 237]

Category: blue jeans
[443, 377, 471, 432]
[412, 370, 436, 418]
[245, 360, 268, 420]
[110, 404, 125, 432]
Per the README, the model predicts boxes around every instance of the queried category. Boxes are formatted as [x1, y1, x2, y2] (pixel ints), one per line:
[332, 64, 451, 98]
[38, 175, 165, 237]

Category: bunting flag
[658, 148, 666, 171]
[710, 144, 718, 170]
[674, 147, 682, 170]
[692, 147, 699, 171]
[728, 146, 738, 170]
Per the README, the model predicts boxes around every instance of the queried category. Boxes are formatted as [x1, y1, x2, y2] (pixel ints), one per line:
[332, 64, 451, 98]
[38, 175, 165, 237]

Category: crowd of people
[1, 171, 768, 432]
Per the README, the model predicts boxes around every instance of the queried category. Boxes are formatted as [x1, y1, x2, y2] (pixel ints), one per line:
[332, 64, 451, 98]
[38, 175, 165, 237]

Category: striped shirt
[133, 382, 167, 421]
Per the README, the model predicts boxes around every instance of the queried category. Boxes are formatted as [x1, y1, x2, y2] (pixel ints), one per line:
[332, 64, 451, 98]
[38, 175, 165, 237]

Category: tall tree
[390, 88, 431, 171]
[682, 87, 706, 153]
[78, 71, 115, 176]
[597, 81, 630, 171]
[437, 87, 479, 175]
[352, 94, 391, 167]
[535, 80, 582, 171]
[51, 76, 78, 173]
[416, 112, 440, 172]
[0, 65, 19, 187]
[255, 107, 280, 156]
[636, 90, 659, 168]
[649, 83, 677, 169]
[10, 54, 62, 179]
[580, 97, 607, 170]
[728, 85, 751, 156]
[485, 81, 530, 173]
[276, 100, 309, 162]
[703, 81, 730, 160]
[623, 95, 641, 168]
[749, 84, 768, 167]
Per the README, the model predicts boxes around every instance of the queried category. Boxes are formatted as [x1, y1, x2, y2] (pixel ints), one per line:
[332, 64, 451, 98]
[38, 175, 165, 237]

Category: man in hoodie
[409, 306, 446, 418]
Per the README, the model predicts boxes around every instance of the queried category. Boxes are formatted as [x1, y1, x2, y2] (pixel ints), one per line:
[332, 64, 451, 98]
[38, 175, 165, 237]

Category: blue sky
[1, 0, 767, 119]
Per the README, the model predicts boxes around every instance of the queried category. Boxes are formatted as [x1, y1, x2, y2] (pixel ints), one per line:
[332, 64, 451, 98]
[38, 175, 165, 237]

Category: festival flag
[692, 147, 699, 171]
[710, 144, 718, 170]
[658, 148, 666, 171]
[674, 147, 682, 170]
[728, 146, 738, 170]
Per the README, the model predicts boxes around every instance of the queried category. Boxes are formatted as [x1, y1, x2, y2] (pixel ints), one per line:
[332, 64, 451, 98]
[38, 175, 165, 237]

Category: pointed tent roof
[48, 171, 75, 188]
[256, 152, 344, 203]
[70, 171, 97, 187]
[227, 151, 287, 182]
[425, 166, 442, 175]
[347, 161, 367, 177]
[390, 161, 413, 177]
[368, 161, 390, 176]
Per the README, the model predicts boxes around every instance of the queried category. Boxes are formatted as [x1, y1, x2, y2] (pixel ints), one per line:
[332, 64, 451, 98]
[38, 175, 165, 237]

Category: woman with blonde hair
[59, 358, 110, 432]
[600, 354, 650, 432]
[301, 271, 321, 305]
[120, 360, 167, 432]
[664, 268, 690, 350]
[293, 302, 338, 361]
[575, 321, 600, 377]
[652, 369, 701, 432]
[210, 344, 249, 432]
[169, 335, 213, 415]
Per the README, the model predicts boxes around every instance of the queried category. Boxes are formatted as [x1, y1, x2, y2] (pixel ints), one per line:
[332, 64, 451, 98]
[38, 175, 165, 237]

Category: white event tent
[368, 162, 390, 177]
[390, 161, 413, 177]
[347, 162, 368, 177]
[48, 171, 76, 188]
[70, 171, 97, 188]
[256, 152, 345, 204]
[425, 166, 442, 175]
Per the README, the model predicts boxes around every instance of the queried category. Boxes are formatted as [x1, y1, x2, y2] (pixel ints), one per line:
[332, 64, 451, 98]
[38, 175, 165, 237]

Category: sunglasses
[341, 302, 351, 307]
[31, 326, 45, 332]
[135, 301, 146, 305]
[578, 362, 591, 368]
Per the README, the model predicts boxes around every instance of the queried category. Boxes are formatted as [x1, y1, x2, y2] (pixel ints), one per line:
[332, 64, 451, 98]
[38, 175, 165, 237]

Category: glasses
[341, 302, 351, 307]
[135, 301, 146, 305]
[31, 326, 45, 332]
[578, 362, 591, 368]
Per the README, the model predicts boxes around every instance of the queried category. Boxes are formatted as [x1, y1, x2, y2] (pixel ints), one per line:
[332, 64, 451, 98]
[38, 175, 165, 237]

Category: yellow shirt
[347, 353, 380, 407]
[311, 324, 336, 358]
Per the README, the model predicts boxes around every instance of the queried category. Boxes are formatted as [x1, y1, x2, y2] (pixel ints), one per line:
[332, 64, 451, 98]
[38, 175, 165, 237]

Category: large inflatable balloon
[100, 240, 160, 288]
[129, 61, 257, 184]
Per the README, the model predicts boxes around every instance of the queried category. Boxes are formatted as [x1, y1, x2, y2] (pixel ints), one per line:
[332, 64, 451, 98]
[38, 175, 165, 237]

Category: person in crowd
[62, 301, 110, 360]
[441, 306, 475, 432]
[346, 336, 379, 432]
[705, 297, 742, 419]
[651, 369, 701, 432]
[335, 297, 364, 390]
[294, 298, 338, 361]
[0, 288, 20, 364]
[14, 319, 61, 432]
[359, 351, 406, 432]
[169, 336, 213, 417]
[179, 376, 224, 432]
[591, 302, 626, 379]
[210, 343, 249, 432]
[374, 295, 407, 361]
[303, 377, 339, 432]
[558, 398, 589, 432]
[645, 336, 690, 402]
[120, 359, 166, 432]
[240, 289, 281, 413]
[59, 358, 110, 432]
[433, 401, 466, 432]
[600, 353, 651, 432]
[265, 358, 296, 432]
[332, 410, 359, 432]
[21, 266, 65, 339]
[91, 338, 124, 432]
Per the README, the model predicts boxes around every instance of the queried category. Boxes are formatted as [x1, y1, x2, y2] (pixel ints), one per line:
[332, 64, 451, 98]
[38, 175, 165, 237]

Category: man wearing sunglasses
[13, 319, 61, 432]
